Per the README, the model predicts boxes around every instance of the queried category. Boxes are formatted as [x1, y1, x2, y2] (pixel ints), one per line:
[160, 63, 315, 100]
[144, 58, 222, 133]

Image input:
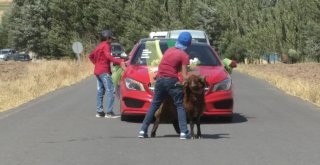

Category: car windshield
[193, 38, 208, 43]
[112, 45, 123, 52]
[0, 50, 9, 54]
[131, 40, 219, 66]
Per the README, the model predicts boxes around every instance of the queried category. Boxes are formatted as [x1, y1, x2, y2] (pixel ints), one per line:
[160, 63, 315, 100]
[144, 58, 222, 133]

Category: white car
[0, 49, 16, 61]
[149, 31, 168, 39]
[167, 29, 210, 45]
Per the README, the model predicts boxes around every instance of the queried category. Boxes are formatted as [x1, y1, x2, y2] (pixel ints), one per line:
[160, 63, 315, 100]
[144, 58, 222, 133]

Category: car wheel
[119, 100, 127, 121]
[121, 114, 128, 121]
[118, 90, 127, 121]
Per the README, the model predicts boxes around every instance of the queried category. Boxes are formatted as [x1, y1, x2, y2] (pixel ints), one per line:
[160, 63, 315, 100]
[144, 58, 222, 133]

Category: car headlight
[212, 76, 232, 92]
[125, 78, 145, 91]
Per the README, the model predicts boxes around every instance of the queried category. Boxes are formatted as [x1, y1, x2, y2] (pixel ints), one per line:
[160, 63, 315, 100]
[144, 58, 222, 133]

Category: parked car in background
[149, 31, 168, 39]
[119, 38, 233, 122]
[167, 29, 210, 45]
[0, 49, 16, 61]
[14, 54, 31, 61]
[111, 43, 128, 60]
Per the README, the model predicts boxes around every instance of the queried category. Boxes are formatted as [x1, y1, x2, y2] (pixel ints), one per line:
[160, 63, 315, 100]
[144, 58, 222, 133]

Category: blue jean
[140, 77, 189, 134]
[96, 73, 115, 113]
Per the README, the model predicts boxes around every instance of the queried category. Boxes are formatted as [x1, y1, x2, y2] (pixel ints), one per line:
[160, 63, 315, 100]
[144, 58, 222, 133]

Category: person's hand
[183, 78, 189, 86]
[120, 62, 126, 70]
[230, 60, 237, 68]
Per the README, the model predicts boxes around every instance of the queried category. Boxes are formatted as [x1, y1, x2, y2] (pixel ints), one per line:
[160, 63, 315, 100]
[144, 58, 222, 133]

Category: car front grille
[148, 82, 209, 93]
[213, 99, 233, 109]
[123, 98, 145, 108]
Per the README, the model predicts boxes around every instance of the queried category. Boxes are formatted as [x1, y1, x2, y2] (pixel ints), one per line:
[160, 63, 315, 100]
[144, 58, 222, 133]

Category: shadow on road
[111, 133, 230, 140]
[157, 133, 230, 140]
[201, 113, 249, 124]
[201, 133, 230, 139]
[122, 113, 249, 125]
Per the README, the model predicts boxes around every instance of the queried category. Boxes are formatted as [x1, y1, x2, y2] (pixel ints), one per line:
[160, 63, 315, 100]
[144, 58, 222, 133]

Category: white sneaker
[105, 112, 120, 118]
[180, 132, 191, 140]
[138, 131, 148, 138]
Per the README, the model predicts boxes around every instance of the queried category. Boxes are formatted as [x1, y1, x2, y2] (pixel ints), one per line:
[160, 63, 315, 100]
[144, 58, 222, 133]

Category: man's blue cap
[175, 32, 192, 50]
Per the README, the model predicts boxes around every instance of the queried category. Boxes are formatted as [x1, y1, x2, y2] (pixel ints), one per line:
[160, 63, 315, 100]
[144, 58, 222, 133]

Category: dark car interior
[14, 54, 31, 61]
[131, 41, 220, 66]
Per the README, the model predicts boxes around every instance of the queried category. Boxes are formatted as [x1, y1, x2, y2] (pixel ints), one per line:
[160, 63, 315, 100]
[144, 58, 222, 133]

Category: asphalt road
[1, 71, 320, 165]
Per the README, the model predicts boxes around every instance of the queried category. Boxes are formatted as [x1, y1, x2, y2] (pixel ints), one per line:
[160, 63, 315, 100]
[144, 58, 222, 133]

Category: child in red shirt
[138, 32, 192, 139]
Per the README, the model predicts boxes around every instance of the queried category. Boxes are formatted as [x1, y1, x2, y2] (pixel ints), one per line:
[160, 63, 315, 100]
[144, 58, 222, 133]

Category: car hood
[124, 65, 228, 84]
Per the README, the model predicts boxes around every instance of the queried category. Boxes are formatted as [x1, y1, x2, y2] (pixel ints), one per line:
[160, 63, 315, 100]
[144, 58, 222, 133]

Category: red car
[119, 39, 233, 121]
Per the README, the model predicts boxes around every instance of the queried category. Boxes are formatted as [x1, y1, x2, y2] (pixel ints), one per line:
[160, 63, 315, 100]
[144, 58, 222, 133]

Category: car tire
[118, 91, 127, 121]
[121, 114, 128, 121]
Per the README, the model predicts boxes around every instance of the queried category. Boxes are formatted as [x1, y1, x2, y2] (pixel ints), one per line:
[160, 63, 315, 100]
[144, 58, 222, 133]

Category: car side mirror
[120, 52, 126, 58]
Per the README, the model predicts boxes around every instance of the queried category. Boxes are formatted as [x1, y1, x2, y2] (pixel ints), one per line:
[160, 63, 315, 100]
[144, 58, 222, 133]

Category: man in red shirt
[89, 30, 126, 118]
[138, 32, 192, 139]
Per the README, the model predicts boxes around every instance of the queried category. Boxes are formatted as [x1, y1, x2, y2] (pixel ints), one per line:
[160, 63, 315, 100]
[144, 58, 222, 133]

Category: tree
[0, 0, 319, 62]
[304, 22, 320, 62]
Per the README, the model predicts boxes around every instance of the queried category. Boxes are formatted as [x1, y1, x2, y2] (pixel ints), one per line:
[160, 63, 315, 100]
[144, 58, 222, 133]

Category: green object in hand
[222, 58, 233, 74]
[167, 40, 176, 48]
[112, 66, 124, 86]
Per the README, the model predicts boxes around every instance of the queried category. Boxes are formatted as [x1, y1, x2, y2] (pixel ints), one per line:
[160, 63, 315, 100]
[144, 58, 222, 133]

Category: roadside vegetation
[237, 63, 320, 107]
[0, 59, 92, 112]
[0, 0, 319, 62]
[0, 0, 319, 112]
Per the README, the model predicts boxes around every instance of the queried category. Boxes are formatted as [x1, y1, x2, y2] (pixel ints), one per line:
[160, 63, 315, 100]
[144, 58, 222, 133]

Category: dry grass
[1, 58, 319, 112]
[237, 63, 320, 107]
[0, 59, 92, 112]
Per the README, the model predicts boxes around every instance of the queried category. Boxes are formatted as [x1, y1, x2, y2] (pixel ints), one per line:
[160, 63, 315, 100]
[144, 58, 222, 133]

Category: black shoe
[96, 111, 105, 118]
[105, 112, 120, 118]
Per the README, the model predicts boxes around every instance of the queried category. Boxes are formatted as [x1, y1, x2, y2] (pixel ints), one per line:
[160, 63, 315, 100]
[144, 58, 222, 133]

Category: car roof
[111, 43, 122, 45]
[149, 31, 168, 38]
[137, 38, 209, 46]
[169, 29, 205, 33]
[138, 38, 169, 42]
[168, 29, 206, 37]
[0, 48, 13, 51]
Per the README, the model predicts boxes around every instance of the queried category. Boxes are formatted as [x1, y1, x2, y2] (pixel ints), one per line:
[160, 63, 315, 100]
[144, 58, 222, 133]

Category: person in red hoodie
[89, 30, 126, 118]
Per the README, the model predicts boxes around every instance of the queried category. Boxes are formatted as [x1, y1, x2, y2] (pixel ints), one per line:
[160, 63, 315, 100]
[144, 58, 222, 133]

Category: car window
[112, 45, 123, 52]
[131, 40, 219, 66]
[131, 40, 165, 66]
[14, 54, 26, 60]
[193, 38, 207, 43]
[0, 50, 9, 54]
[185, 45, 219, 66]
